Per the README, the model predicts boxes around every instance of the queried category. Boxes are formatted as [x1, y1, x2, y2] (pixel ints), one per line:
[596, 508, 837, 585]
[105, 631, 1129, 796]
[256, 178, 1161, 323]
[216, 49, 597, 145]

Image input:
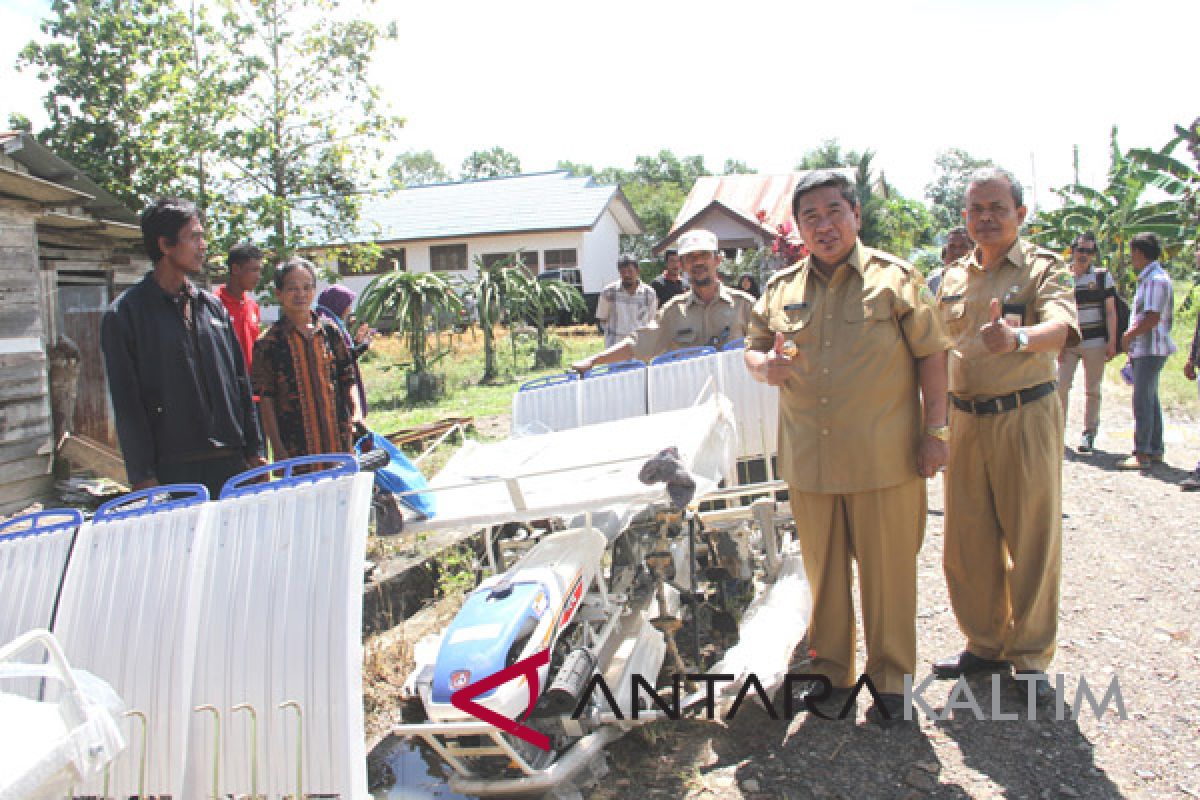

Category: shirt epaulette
[864, 247, 914, 275]
[766, 261, 804, 288]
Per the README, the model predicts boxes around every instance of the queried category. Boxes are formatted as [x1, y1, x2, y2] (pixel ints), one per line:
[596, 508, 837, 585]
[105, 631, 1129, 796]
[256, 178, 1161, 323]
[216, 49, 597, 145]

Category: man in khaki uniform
[932, 168, 1080, 705]
[744, 170, 950, 726]
[571, 229, 753, 373]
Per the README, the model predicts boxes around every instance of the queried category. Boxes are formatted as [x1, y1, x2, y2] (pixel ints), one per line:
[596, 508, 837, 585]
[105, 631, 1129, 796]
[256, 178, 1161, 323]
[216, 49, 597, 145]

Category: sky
[1, 0, 1196, 214]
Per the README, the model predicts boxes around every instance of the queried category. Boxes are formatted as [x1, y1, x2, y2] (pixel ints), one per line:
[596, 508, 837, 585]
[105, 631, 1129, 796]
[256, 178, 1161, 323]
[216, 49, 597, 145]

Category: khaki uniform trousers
[790, 478, 925, 695]
[1057, 344, 1107, 433]
[943, 392, 1063, 672]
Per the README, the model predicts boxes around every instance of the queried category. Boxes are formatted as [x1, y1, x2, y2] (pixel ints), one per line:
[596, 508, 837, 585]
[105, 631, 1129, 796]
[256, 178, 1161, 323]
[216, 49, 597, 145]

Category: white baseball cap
[676, 229, 719, 256]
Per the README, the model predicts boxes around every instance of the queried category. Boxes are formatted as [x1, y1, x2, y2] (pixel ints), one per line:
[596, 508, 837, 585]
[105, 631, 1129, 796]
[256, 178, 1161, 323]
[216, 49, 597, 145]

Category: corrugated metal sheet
[184, 472, 373, 799]
[55, 503, 215, 799]
[580, 368, 647, 427]
[717, 348, 779, 459]
[648, 353, 721, 415]
[302, 171, 643, 247]
[512, 379, 580, 436]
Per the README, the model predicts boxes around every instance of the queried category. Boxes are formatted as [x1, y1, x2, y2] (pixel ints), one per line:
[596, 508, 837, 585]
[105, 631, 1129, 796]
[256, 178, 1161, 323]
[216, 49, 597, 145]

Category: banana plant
[1027, 126, 1188, 284]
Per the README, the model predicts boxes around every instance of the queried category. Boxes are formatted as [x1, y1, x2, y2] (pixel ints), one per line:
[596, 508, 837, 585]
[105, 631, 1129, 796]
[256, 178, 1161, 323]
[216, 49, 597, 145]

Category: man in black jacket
[101, 198, 266, 496]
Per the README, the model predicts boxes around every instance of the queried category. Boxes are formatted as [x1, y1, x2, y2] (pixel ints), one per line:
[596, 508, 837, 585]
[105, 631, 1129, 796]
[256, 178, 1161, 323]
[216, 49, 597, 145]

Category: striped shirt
[596, 281, 657, 347]
[1071, 267, 1115, 348]
[1128, 261, 1175, 358]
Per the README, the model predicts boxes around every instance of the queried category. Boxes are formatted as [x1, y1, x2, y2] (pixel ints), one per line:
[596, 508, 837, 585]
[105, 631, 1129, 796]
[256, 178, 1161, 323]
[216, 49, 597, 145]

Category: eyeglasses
[1073, 248, 1096, 255]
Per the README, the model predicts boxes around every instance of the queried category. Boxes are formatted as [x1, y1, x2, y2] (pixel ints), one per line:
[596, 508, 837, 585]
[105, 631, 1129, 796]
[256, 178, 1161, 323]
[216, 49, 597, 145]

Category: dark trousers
[157, 452, 249, 499]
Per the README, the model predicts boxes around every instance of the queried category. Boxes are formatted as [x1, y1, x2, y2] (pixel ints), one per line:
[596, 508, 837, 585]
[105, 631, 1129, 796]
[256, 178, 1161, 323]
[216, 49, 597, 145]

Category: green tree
[389, 150, 450, 187]
[216, 0, 402, 260]
[794, 141, 933, 258]
[18, 0, 194, 207]
[7, 113, 32, 133]
[925, 148, 995, 231]
[1128, 117, 1200, 241]
[796, 139, 856, 170]
[461, 147, 521, 180]
[722, 159, 756, 175]
[1027, 127, 1186, 283]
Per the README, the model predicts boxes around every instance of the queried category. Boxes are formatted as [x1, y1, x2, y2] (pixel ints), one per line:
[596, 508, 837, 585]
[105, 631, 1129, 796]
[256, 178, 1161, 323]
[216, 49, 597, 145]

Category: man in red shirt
[215, 242, 264, 370]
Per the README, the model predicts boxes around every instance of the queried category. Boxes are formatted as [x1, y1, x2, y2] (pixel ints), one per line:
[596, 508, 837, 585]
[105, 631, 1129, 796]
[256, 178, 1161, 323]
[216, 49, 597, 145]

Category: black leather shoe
[1014, 670, 1056, 706]
[865, 693, 912, 728]
[932, 650, 1012, 680]
[788, 679, 853, 719]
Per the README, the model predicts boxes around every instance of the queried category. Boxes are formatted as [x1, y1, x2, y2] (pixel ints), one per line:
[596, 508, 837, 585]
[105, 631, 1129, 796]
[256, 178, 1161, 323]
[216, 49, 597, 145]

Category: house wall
[687, 206, 770, 249]
[0, 207, 54, 513]
[281, 229, 602, 322]
[581, 208, 622, 295]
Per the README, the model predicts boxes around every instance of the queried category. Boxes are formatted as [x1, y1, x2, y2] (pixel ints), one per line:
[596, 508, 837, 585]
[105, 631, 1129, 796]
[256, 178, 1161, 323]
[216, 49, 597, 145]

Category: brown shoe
[1116, 455, 1150, 471]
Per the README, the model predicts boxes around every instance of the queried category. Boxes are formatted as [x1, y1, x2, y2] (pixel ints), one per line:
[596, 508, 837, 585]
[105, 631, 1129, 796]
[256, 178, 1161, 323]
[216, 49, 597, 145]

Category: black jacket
[101, 273, 263, 485]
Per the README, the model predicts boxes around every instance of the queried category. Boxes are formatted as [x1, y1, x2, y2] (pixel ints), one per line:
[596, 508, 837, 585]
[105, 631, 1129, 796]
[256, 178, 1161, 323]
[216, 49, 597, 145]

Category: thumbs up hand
[759, 331, 797, 387]
[980, 298, 1019, 354]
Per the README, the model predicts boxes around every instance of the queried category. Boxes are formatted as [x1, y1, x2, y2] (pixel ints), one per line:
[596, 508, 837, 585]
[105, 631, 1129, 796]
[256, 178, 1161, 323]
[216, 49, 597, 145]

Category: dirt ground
[583, 381, 1200, 800]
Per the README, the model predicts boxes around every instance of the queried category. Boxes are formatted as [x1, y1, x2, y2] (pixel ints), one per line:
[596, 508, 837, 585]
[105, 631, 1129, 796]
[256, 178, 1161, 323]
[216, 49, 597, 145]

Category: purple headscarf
[318, 284, 356, 319]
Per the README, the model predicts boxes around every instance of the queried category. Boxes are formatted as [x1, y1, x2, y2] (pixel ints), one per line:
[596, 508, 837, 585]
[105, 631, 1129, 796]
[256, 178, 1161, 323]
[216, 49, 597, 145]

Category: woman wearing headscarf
[316, 283, 373, 417]
[252, 259, 364, 462]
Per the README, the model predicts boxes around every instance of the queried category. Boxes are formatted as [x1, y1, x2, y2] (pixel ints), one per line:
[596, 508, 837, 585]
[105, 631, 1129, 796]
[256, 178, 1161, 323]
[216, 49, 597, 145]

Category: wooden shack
[0, 131, 148, 513]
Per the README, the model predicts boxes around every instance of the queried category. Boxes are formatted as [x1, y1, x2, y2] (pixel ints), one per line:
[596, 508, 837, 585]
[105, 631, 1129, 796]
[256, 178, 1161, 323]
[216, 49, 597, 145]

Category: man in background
[572, 230, 752, 373]
[1057, 232, 1117, 453]
[1181, 247, 1200, 490]
[1118, 232, 1175, 471]
[650, 248, 686, 306]
[215, 241, 264, 372]
[594, 254, 657, 348]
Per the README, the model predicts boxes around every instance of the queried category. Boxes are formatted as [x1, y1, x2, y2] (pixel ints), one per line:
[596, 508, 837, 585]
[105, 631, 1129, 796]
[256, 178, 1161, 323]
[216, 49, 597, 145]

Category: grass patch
[358, 323, 604, 440]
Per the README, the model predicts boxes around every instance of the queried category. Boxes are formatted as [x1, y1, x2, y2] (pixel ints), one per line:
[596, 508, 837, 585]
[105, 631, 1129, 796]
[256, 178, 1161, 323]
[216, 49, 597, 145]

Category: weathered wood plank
[0, 412, 52, 444]
[0, 473, 54, 516]
[0, 349, 45, 367]
[0, 453, 51, 484]
[59, 433, 127, 485]
[0, 437, 54, 467]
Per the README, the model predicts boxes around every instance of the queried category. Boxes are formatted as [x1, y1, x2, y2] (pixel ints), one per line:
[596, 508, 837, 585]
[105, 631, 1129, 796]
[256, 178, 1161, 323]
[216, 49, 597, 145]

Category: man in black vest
[1056, 232, 1117, 453]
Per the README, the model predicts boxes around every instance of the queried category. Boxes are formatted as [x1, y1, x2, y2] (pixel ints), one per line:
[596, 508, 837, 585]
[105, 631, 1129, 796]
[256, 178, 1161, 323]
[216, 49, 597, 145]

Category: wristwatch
[1014, 328, 1030, 352]
[925, 424, 950, 442]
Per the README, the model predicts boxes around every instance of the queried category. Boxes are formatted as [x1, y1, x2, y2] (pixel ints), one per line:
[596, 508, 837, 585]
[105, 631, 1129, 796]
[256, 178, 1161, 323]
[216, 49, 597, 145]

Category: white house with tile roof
[291, 171, 643, 320]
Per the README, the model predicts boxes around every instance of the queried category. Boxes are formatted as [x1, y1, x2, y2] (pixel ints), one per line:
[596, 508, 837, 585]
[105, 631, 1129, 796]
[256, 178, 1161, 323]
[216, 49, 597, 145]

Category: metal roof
[303, 171, 643, 247]
[0, 132, 139, 224]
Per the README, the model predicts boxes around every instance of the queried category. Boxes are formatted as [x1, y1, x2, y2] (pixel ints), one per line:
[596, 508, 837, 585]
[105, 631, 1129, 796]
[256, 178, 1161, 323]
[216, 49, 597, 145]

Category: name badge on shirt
[783, 302, 808, 311]
[940, 293, 964, 303]
[674, 327, 695, 342]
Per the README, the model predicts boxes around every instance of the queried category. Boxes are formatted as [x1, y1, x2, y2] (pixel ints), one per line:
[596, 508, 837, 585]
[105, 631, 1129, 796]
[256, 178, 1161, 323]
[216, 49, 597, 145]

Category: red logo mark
[450, 649, 551, 751]
[559, 576, 584, 629]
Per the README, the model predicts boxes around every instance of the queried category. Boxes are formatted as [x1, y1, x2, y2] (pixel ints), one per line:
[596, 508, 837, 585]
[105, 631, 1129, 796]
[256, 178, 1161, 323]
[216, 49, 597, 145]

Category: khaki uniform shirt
[747, 241, 950, 494]
[626, 284, 754, 361]
[939, 239, 1081, 400]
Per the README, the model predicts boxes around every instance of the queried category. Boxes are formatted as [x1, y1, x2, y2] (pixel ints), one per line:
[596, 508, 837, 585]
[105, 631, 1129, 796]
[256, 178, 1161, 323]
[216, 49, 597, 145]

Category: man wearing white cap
[571, 229, 753, 373]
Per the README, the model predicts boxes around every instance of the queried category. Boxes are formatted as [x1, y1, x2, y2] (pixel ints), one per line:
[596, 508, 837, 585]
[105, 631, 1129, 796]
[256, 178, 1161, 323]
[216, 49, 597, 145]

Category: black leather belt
[950, 381, 1057, 416]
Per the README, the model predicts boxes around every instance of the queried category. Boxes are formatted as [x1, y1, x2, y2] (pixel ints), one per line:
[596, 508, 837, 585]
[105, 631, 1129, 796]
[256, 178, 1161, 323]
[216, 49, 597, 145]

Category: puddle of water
[369, 734, 473, 799]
